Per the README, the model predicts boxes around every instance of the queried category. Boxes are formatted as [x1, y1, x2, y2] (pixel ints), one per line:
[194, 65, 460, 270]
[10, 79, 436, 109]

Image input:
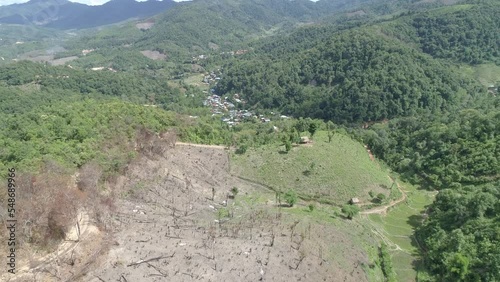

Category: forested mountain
[416, 184, 500, 282]
[0, 0, 498, 281]
[215, 1, 497, 124]
[63, 0, 330, 64]
[216, 29, 483, 123]
[383, 3, 500, 65]
[0, 0, 177, 29]
[63, 0, 431, 61]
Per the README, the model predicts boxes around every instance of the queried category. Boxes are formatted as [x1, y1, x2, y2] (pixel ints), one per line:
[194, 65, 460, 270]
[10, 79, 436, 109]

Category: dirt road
[360, 178, 407, 215]
[175, 142, 227, 149]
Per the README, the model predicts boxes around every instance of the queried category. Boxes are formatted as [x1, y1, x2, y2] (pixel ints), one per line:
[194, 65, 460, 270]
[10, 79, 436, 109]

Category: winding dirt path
[360, 178, 407, 215]
[177, 141, 408, 216]
[175, 142, 227, 149]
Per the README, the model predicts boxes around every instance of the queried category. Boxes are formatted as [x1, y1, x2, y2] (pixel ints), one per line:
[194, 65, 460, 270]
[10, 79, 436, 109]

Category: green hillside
[216, 28, 482, 123]
[232, 131, 393, 205]
[382, 3, 500, 65]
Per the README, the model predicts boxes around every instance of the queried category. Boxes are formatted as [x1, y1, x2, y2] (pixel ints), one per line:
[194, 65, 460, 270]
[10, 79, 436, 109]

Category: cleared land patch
[458, 63, 500, 87]
[140, 50, 166, 60]
[50, 56, 79, 66]
[78, 143, 375, 281]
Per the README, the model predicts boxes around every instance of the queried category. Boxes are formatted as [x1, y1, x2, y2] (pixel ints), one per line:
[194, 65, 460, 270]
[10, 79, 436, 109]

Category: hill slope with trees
[216, 28, 483, 123]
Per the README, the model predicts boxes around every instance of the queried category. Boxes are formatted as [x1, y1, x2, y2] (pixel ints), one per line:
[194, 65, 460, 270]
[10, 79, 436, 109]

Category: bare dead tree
[293, 250, 306, 270]
[269, 229, 275, 247]
[290, 220, 300, 241]
[126, 253, 175, 267]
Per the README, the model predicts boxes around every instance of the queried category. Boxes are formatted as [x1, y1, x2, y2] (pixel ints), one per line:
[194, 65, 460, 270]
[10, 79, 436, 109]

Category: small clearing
[136, 22, 155, 30]
[140, 50, 166, 60]
[360, 178, 407, 215]
[50, 56, 79, 66]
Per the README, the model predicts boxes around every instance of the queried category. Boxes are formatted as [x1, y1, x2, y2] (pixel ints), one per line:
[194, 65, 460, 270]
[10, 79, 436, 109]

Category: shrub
[235, 144, 248, 155]
[308, 203, 315, 212]
[341, 204, 360, 219]
[283, 190, 298, 207]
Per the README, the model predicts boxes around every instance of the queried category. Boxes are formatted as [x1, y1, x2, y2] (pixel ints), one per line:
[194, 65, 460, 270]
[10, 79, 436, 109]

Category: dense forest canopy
[383, 3, 500, 65]
[416, 183, 500, 281]
[216, 29, 484, 123]
[358, 108, 500, 189]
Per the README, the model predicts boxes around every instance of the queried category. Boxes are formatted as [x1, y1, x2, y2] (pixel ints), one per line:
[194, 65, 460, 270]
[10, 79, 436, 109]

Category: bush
[235, 144, 248, 155]
[283, 190, 298, 207]
[230, 187, 239, 198]
[341, 204, 360, 219]
[375, 193, 386, 203]
[308, 203, 315, 212]
[285, 140, 291, 152]
[379, 243, 396, 282]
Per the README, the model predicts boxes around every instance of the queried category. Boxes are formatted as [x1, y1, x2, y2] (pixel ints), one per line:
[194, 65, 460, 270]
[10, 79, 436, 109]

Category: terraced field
[362, 184, 436, 281]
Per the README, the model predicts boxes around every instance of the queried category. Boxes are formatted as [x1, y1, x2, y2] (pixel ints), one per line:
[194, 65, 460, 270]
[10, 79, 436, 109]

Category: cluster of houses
[202, 70, 222, 84]
[203, 93, 275, 126]
[221, 110, 271, 126]
[200, 65, 275, 126]
[220, 49, 249, 56]
[203, 94, 236, 114]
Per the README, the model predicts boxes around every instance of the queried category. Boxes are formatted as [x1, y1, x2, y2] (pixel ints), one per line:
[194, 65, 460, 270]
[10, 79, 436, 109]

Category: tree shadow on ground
[407, 214, 424, 229]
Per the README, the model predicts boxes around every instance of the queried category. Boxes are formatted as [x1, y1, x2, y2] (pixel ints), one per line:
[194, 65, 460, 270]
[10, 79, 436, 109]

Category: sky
[0, 0, 191, 6]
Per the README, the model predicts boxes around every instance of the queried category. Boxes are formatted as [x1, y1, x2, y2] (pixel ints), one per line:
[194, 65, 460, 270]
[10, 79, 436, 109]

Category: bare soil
[50, 56, 79, 66]
[6, 143, 373, 282]
[140, 50, 167, 61]
[136, 22, 155, 30]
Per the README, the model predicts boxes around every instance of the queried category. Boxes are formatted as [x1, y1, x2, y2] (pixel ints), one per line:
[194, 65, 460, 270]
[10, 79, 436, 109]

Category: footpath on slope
[360, 177, 407, 215]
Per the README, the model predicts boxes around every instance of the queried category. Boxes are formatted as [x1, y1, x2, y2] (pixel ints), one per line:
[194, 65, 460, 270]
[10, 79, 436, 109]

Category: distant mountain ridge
[0, 0, 177, 29]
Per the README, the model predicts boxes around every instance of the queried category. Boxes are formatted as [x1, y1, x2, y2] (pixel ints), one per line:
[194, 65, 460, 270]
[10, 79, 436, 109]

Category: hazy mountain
[0, 0, 177, 29]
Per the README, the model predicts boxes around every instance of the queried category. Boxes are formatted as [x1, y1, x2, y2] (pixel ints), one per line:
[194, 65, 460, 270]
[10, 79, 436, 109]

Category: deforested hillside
[0, 0, 499, 282]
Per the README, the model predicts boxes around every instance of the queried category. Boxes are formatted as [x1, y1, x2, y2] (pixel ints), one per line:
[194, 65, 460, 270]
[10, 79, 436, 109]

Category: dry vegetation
[1, 131, 378, 281]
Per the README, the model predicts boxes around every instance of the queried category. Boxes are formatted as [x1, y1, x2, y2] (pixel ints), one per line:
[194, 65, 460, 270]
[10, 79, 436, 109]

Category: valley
[0, 0, 498, 281]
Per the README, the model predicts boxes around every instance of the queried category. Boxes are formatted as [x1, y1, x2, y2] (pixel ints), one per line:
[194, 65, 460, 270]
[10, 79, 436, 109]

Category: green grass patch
[457, 63, 500, 87]
[231, 131, 392, 205]
[182, 74, 210, 90]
